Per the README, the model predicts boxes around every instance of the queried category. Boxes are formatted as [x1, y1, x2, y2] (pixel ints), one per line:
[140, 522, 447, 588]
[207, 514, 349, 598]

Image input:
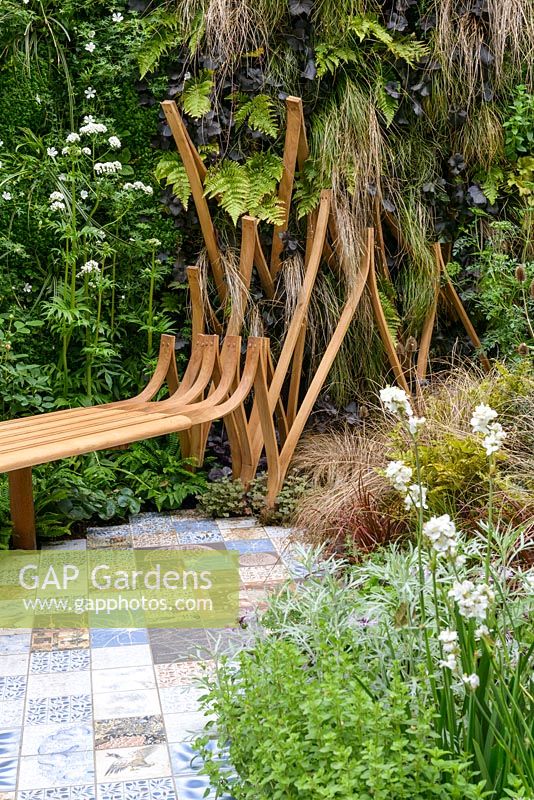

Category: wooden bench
[0, 333, 276, 550]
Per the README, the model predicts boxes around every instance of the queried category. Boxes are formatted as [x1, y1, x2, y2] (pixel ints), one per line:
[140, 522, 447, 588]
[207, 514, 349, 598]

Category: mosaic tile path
[0, 514, 298, 799]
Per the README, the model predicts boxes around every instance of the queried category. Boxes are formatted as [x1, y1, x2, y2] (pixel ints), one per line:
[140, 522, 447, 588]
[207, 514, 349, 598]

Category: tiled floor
[0, 514, 297, 799]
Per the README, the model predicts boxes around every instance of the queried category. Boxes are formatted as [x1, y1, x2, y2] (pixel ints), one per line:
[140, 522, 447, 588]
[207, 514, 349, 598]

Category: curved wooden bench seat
[2, 333, 271, 549]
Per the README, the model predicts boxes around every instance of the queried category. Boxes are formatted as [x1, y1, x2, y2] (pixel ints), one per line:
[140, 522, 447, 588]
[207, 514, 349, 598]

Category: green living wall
[0, 0, 533, 537]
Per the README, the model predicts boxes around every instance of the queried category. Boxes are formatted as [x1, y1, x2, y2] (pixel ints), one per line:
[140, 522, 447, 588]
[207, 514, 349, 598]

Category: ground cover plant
[196, 386, 534, 799]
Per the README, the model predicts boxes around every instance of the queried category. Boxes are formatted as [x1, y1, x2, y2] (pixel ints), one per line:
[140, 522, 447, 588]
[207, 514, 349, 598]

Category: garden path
[0, 513, 296, 799]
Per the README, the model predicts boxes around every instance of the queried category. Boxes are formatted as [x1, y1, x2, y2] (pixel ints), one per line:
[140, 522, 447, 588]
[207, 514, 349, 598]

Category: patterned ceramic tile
[263, 525, 295, 538]
[90, 630, 148, 649]
[21, 723, 92, 757]
[0, 699, 24, 728]
[238, 565, 288, 584]
[237, 552, 280, 568]
[25, 695, 92, 726]
[224, 538, 275, 554]
[0, 653, 29, 676]
[17, 751, 95, 790]
[176, 531, 222, 546]
[203, 628, 250, 658]
[41, 539, 87, 551]
[130, 532, 179, 549]
[31, 630, 90, 652]
[0, 633, 31, 656]
[95, 716, 165, 750]
[86, 525, 133, 545]
[173, 773, 219, 800]
[221, 527, 267, 541]
[168, 742, 204, 776]
[163, 712, 211, 743]
[95, 743, 170, 782]
[0, 792, 15, 799]
[129, 517, 180, 535]
[172, 520, 219, 534]
[27, 672, 91, 700]
[90, 645, 151, 671]
[30, 649, 90, 674]
[158, 686, 204, 715]
[0, 756, 16, 791]
[18, 786, 95, 799]
[0, 675, 26, 701]
[0, 729, 20, 757]
[155, 661, 214, 688]
[215, 518, 258, 529]
[93, 690, 161, 721]
[148, 630, 209, 665]
[96, 777, 176, 800]
[92, 666, 155, 695]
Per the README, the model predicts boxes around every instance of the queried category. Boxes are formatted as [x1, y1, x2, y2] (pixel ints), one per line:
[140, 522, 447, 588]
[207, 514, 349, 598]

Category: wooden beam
[160, 101, 226, 304]
[9, 468, 36, 550]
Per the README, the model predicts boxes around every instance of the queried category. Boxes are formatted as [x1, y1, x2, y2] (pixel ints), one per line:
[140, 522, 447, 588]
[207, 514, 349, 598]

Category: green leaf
[204, 161, 249, 224]
[137, 10, 183, 78]
[182, 71, 213, 119]
[315, 43, 360, 78]
[155, 152, 192, 209]
[233, 93, 280, 137]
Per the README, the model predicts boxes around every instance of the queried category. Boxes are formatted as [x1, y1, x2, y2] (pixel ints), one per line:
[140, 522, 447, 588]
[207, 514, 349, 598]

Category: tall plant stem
[147, 248, 156, 357]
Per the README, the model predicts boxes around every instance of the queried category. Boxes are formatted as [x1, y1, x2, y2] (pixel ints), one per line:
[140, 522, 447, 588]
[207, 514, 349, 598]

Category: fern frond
[182, 70, 214, 119]
[233, 94, 279, 137]
[350, 14, 428, 67]
[315, 43, 360, 78]
[155, 153, 192, 208]
[293, 159, 325, 219]
[137, 11, 182, 78]
[375, 82, 398, 127]
[205, 161, 249, 224]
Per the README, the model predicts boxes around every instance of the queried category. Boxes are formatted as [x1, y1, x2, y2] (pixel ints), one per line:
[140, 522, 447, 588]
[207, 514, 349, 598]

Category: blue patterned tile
[0, 757, 17, 791]
[30, 649, 90, 674]
[176, 530, 222, 545]
[169, 743, 203, 775]
[0, 729, 20, 761]
[0, 675, 26, 701]
[90, 629, 148, 648]
[22, 722, 93, 757]
[173, 521, 219, 535]
[0, 633, 31, 655]
[172, 774, 218, 800]
[25, 695, 92, 725]
[224, 539, 275, 554]
[97, 777, 176, 800]
[18, 786, 96, 799]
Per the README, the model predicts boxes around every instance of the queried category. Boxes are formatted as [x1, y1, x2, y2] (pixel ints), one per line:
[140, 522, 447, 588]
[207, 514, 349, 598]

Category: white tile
[0, 699, 24, 727]
[90, 644, 152, 670]
[159, 685, 204, 715]
[0, 653, 29, 676]
[27, 671, 91, 698]
[93, 689, 161, 720]
[216, 518, 258, 529]
[17, 750, 95, 789]
[21, 721, 93, 755]
[92, 665, 156, 694]
[163, 711, 214, 742]
[41, 539, 87, 551]
[95, 743, 171, 781]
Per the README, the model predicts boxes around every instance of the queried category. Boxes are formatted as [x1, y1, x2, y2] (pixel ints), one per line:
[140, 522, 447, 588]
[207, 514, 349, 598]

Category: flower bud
[359, 404, 369, 419]
[395, 341, 405, 357]
[517, 342, 529, 356]
[406, 336, 418, 354]
[515, 264, 527, 283]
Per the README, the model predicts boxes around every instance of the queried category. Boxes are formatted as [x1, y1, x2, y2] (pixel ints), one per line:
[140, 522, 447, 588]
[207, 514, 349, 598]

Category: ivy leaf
[182, 71, 214, 119]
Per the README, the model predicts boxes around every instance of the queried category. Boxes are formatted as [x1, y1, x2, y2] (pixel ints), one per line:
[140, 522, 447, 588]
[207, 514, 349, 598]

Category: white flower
[483, 422, 506, 456]
[94, 160, 122, 175]
[35, 94, 41, 104]
[407, 415, 426, 435]
[448, 581, 495, 621]
[78, 259, 100, 276]
[82, 147, 91, 155]
[404, 484, 428, 511]
[61, 146, 70, 155]
[108, 135, 121, 149]
[112, 11, 124, 21]
[462, 673, 480, 691]
[438, 629, 458, 653]
[385, 460, 413, 493]
[84, 87, 96, 99]
[470, 404, 498, 435]
[23, 283, 32, 293]
[49, 191, 64, 201]
[475, 624, 489, 639]
[2, 191, 12, 200]
[0, 140, 3, 147]
[46, 147, 58, 157]
[79, 120, 108, 135]
[439, 653, 457, 671]
[123, 180, 153, 195]
[85, 41, 96, 53]
[80, 189, 89, 199]
[423, 514, 458, 558]
[50, 200, 66, 211]
[380, 386, 413, 419]
[66, 132, 81, 143]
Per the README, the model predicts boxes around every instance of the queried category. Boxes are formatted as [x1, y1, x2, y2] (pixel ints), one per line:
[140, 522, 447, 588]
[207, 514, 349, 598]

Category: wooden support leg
[9, 468, 36, 550]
